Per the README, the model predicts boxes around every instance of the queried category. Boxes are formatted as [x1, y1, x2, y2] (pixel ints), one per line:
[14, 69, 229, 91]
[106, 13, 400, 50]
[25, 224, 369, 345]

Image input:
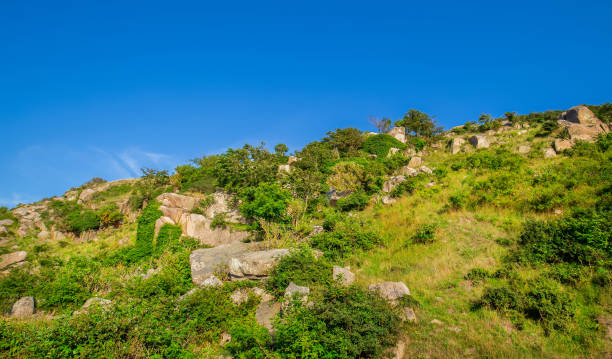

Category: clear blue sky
[1, 1, 611, 207]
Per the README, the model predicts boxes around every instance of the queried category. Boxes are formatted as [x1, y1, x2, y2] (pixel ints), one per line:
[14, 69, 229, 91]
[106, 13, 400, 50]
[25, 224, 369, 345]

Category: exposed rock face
[397, 166, 418, 177]
[190, 242, 255, 285]
[326, 189, 352, 207]
[73, 297, 112, 315]
[402, 307, 417, 322]
[156, 192, 248, 246]
[518, 145, 531, 154]
[543, 148, 557, 158]
[13, 204, 45, 236]
[78, 188, 97, 203]
[284, 282, 310, 300]
[205, 191, 242, 223]
[311, 225, 324, 235]
[450, 138, 465, 154]
[230, 287, 274, 305]
[287, 156, 300, 165]
[333, 266, 355, 286]
[0, 219, 14, 226]
[369, 281, 410, 303]
[11, 297, 35, 318]
[387, 126, 406, 143]
[0, 251, 27, 269]
[229, 249, 290, 280]
[157, 193, 198, 212]
[381, 196, 396, 205]
[255, 301, 281, 332]
[469, 135, 490, 149]
[383, 176, 406, 193]
[554, 139, 573, 153]
[558, 106, 610, 143]
[408, 156, 422, 168]
[278, 164, 291, 173]
[0, 226, 7, 235]
[419, 166, 433, 175]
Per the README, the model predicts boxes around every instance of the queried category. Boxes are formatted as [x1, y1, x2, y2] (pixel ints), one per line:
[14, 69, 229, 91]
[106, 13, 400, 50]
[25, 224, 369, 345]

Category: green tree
[323, 128, 364, 157]
[369, 117, 392, 133]
[213, 143, 279, 193]
[274, 143, 289, 156]
[394, 109, 443, 140]
[240, 182, 291, 223]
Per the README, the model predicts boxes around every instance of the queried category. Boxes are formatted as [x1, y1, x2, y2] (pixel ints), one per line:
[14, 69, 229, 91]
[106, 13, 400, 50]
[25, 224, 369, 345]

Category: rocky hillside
[0, 104, 610, 358]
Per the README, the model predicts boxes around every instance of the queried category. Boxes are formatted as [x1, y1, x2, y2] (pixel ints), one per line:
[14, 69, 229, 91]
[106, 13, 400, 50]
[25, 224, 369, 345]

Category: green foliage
[97, 204, 123, 228]
[336, 191, 369, 212]
[477, 113, 502, 132]
[363, 134, 406, 158]
[515, 209, 610, 266]
[323, 127, 365, 157]
[311, 224, 381, 260]
[66, 209, 100, 235]
[266, 247, 333, 297]
[210, 213, 228, 229]
[464, 268, 491, 283]
[274, 285, 402, 358]
[390, 176, 421, 198]
[117, 202, 164, 263]
[155, 224, 182, 254]
[174, 162, 216, 193]
[240, 182, 291, 223]
[587, 103, 612, 124]
[214, 144, 279, 193]
[395, 109, 443, 140]
[226, 319, 275, 359]
[410, 137, 426, 152]
[274, 143, 289, 156]
[450, 148, 525, 171]
[410, 223, 437, 244]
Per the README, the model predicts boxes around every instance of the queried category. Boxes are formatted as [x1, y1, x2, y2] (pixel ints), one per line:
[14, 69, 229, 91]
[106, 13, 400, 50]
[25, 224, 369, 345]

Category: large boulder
[157, 193, 199, 212]
[0, 251, 26, 269]
[205, 191, 242, 223]
[333, 266, 355, 286]
[178, 213, 249, 246]
[558, 105, 609, 142]
[387, 127, 406, 143]
[518, 145, 531, 154]
[368, 281, 410, 303]
[11, 297, 35, 318]
[0, 219, 14, 226]
[396, 166, 418, 177]
[229, 248, 290, 280]
[554, 139, 574, 153]
[73, 297, 112, 315]
[469, 135, 490, 149]
[543, 148, 557, 158]
[450, 138, 465, 154]
[189, 242, 255, 285]
[383, 176, 406, 193]
[407, 156, 422, 168]
[284, 282, 310, 300]
[326, 189, 352, 207]
[158, 206, 185, 223]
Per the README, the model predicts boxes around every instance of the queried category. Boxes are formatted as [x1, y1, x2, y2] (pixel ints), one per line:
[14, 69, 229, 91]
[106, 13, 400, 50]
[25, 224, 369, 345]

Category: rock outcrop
[228, 248, 290, 280]
[369, 281, 410, 304]
[383, 176, 406, 193]
[387, 127, 406, 143]
[396, 166, 418, 177]
[407, 156, 422, 168]
[255, 300, 281, 332]
[189, 242, 255, 285]
[558, 106, 609, 142]
[230, 287, 274, 305]
[0, 251, 27, 269]
[450, 138, 465, 154]
[326, 189, 352, 207]
[333, 266, 355, 286]
[73, 297, 112, 315]
[543, 148, 557, 158]
[11, 297, 35, 318]
[469, 135, 490, 149]
[554, 139, 573, 153]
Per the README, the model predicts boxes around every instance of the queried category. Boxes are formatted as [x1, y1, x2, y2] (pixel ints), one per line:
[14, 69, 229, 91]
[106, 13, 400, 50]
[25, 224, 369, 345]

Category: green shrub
[336, 191, 369, 212]
[465, 268, 491, 283]
[66, 210, 100, 235]
[411, 224, 437, 244]
[311, 228, 381, 260]
[363, 134, 407, 158]
[449, 191, 468, 209]
[155, 224, 182, 254]
[274, 285, 402, 358]
[410, 137, 426, 152]
[239, 182, 291, 223]
[210, 213, 228, 229]
[98, 204, 123, 228]
[226, 318, 274, 359]
[266, 247, 333, 297]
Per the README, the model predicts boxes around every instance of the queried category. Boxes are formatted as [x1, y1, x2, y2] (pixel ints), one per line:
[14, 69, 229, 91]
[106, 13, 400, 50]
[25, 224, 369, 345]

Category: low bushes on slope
[363, 133, 406, 158]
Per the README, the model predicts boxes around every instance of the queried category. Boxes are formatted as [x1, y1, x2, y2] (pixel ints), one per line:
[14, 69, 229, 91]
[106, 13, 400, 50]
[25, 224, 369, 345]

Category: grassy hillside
[0, 106, 610, 358]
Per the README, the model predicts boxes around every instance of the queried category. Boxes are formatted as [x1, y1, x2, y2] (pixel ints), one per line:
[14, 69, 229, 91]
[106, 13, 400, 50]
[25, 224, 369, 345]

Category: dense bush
[363, 134, 407, 158]
[266, 247, 333, 297]
[410, 223, 437, 244]
[239, 182, 291, 223]
[323, 127, 365, 157]
[274, 285, 402, 358]
[214, 144, 280, 193]
[66, 209, 100, 234]
[450, 149, 524, 171]
[336, 191, 369, 212]
[154, 223, 182, 254]
[311, 227, 381, 260]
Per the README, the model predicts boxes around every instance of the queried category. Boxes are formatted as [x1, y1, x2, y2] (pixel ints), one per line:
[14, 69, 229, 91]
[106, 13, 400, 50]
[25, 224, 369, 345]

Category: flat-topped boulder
[397, 166, 418, 177]
[229, 248, 290, 280]
[558, 105, 610, 143]
[0, 251, 26, 269]
[190, 242, 255, 285]
[554, 139, 573, 153]
[369, 281, 410, 303]
[11, 297, 35, 318]
[178, 213, 249, 247]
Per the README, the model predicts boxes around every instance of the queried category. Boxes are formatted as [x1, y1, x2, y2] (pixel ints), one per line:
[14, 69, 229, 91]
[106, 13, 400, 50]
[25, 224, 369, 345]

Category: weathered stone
[558, 105, 609, 142]
[157, 193, 199, 212]
[311, 225, 324, 235]
[230, 287, 274, 305]
[78, 188, 96, 203]
[178, 213, 249, 247]
[554, 139, 573, 153]
[424, 182, 435, 188]
[333, 266, 355, 286]
[383, 176, 406, 193]
[79, 230, 97, 242]
[518, 145, 531, 154]
[0, 219, 14, 226]
[387, 147, 401, 158]
[228, 249, 290, 280]
[278, 164, 291, 173]
[205, 191, 242, 223]
[369, 281, 410, 303]
[37, 230, 50, 240]
[326, 189, 352, 207]
[154, 216, 175, 237]
[11, 297, 35, 318]
[389, 339, 406, 359]
[73, 297, 112, 315]
[219, 332, 232, 346]
[381, 196, 396, 205]
[419, 166, 433, 175]
[402, 307, 417, 322]
[450, 138, 465, 154]
[469, 135, 490, 149]
[189, 242, 254, 285]
[255, 301, 281, 331]
[388, 127, 406, 143]
[543, 148, 557, 158]
[284, 282, 309, 300]
[408, 156, 422, 168]
[0, 251, 26, 269]
[430, 319, 443, 325]
[287, 156, 300, 165]
[158, 206, 185, 223]
[141, 267, 160, 280]
[201, 275, 223, 287]
[397, 166, 418, 177]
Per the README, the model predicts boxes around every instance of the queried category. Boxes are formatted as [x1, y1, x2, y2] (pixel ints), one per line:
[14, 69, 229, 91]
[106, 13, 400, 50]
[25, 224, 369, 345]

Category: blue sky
[1, 1, 611, 207]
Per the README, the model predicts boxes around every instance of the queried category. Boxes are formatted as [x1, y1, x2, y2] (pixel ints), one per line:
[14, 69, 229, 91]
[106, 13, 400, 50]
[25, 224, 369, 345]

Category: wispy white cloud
[0, 193, 35, 208]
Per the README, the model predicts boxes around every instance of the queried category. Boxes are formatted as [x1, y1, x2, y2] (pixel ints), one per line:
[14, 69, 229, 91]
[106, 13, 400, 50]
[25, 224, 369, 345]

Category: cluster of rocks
[381, 156, 434, 195]
[278, 156, 301, 173]
[553, 105, 610, 153]
[155, 192, 249, 247]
